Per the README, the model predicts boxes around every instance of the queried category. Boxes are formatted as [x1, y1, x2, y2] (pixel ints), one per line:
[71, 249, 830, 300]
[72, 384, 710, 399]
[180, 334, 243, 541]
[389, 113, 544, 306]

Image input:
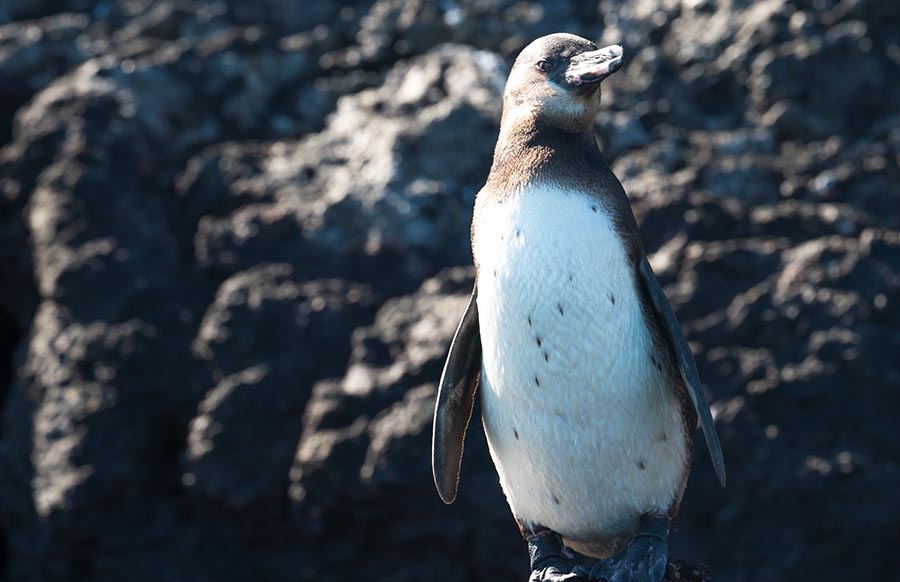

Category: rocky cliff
[1, 1, 898, 580]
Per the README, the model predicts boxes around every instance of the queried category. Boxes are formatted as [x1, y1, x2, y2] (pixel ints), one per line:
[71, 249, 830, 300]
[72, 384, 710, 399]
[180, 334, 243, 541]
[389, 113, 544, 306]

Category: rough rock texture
[0, 0, 898, 581]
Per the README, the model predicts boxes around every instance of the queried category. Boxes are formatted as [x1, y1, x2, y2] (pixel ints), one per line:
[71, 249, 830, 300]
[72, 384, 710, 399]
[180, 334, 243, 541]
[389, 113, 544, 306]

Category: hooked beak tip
[565, 44, 625, 86]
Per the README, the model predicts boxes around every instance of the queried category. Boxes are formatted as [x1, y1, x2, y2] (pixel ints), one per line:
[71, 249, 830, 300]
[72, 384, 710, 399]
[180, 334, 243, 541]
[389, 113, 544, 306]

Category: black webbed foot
[573, 514, 670, 582]
[527, 529, 595, 582]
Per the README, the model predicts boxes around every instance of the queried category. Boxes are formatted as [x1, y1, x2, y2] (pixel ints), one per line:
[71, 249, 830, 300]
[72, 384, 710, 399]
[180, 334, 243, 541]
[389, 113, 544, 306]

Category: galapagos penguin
[432, 33, 726, 582]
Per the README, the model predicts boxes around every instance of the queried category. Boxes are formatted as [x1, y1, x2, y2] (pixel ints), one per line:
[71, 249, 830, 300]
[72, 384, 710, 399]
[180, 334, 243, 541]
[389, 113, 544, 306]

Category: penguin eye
[536, 59, 550, 73]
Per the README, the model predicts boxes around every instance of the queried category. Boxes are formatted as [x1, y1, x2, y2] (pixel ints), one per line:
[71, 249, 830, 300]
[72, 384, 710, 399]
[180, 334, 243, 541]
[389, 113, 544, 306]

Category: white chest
[472, 184, 688, 555]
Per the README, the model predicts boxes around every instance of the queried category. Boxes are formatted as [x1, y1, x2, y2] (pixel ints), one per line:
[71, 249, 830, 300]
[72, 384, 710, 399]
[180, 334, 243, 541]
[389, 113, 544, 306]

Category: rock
[0, 13, 92, 142]
[749, 22, 892, 140]
[1, 0, 899, 580]
[185, 43, 507, 294]
[288, 267, 523, 580]
[186, 264, 378, 509]
[665, 561, 712, 582]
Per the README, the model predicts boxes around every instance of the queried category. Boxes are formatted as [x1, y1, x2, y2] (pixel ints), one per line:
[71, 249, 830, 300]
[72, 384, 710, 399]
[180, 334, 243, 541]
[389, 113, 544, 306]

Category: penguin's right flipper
[432, 286, 482, 504]
[639, 258, 727, 487]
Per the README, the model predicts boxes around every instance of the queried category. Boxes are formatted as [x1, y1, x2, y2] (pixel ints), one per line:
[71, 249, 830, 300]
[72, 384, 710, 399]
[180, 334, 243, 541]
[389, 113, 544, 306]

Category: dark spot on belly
[536, 336, 542, 348]
[638, 459, 646, 471]
[534, 375, 540, 387]
[568, 273, 573, 282]
[528, 315, 532, 327]
[543, 351, 549, 362]
[514, 428, 519, 440]
[557, 303, 564, 316]
[552, 493, 561, 506]
[493, 269, 497, 277]
[591, 205, 598, 213]
[609, 293, 615, 305]
[658, 432, 668, 443]
[516, 228, 521, 238]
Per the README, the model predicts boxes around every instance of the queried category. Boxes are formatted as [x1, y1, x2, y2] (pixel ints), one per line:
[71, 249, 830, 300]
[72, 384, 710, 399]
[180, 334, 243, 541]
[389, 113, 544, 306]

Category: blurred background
[0, 0, 898, 580]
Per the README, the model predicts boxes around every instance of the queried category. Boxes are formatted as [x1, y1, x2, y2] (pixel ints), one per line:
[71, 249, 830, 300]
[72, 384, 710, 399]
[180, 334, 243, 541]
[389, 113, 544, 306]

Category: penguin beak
[565, 45, 624, 87]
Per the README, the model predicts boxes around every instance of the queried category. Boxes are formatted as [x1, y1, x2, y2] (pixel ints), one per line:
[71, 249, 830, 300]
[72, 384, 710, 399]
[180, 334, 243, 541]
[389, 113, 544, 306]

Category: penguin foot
[573, 513, 670, 582]
[527, 529, 595, 582]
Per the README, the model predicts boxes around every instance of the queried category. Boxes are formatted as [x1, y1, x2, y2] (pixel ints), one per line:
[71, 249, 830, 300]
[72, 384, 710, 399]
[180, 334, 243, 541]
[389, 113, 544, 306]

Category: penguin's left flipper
[639, 258, 727, 487]
[432, 285, 482, 504]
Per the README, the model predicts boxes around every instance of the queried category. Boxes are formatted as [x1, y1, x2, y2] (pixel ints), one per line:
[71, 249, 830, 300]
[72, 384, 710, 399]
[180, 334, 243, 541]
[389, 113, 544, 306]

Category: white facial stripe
[544, 79, 587, 115]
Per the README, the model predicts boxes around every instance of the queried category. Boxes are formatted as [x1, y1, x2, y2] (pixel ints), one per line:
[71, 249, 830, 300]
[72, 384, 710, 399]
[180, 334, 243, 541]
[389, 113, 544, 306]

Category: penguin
[431, 33, 726, 581]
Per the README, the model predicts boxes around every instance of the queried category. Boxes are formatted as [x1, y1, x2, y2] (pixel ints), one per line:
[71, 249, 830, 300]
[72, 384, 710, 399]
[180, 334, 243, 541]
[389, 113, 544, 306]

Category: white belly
[473, 183, 688, 555]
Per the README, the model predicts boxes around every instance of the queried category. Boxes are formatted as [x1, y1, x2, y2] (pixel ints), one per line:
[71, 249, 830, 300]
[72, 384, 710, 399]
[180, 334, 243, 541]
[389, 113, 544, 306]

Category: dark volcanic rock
[0, 0, 899, 581]
[288, 268, 522, 581]
[0, 13, 92, 143]
[186, 264, 377, 509]
[185, 43, 506, 294]
[664, 561, 711, 582]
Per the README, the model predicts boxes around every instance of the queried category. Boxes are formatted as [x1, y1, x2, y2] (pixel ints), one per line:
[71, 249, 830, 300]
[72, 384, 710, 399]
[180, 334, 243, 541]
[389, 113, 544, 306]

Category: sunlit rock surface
[1, 1, 898, 580]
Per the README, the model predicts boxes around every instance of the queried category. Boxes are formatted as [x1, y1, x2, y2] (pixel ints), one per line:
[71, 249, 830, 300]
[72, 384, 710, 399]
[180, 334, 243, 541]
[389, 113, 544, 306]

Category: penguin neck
[486, 111, 609, 194]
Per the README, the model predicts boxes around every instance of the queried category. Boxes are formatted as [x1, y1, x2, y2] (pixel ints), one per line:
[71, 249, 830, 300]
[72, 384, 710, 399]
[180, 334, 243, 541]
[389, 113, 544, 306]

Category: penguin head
[503, 33, 623, 131]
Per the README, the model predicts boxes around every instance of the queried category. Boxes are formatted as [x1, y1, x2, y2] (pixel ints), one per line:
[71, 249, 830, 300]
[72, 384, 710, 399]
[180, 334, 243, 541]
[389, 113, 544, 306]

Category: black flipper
[432, 286, 483, 504]
[639, 259, 727, 487]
